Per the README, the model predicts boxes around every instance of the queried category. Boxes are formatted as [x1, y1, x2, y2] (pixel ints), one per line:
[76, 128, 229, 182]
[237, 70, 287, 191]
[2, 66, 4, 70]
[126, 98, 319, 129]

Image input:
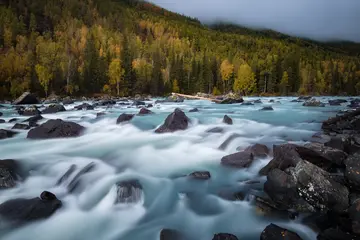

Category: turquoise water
[0, 97, 352, 240]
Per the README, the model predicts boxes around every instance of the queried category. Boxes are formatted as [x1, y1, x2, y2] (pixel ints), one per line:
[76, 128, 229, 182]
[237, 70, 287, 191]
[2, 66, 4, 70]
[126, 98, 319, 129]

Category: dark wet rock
[0, 112, 2, 117]
[155, 108, 190, 133]
[259, 144, 302, 176]
[56, 164, 77, 186]
[349, 199, 360, 235]
[303, 99, 325, 107]
[241, 102, 254, 106]
[345, 153, 360, 190]
[298, 96, 312, 101]
[260, 224, 303, 240]
[42, 104, 66, 114]
[147, 104, 153, 108]
[244, 144, 270, 158]
[116, 113, 134, 124]
[218, 133, 242, 150]
[18, 106, 41, 116]
[189, 108, 199, 112]
[218, 190, 245, 201]
[206, 127, 224, 133]
[12, 123, 30, 130]
[0, 119, 4, 123]
[96, 112, 106, 118]
[62, 97, 74, 105]
[23, 114, 43, 127]
[324, 135, 360, 154]
[160, 229, 184, 240]
[74, 103, 94, 110]
[291, 99, 303, 103]
[67, 162, 95, 193]
[221, 151, 254, 168]
[317, 228, 360, 240]
[13, 92, 39, 105]
[322, 109, 360, 135]
[115, 179, 142, 204]
[8, 118, 17, 123]
[254, 99, 262, 104]
[0, 160, 19, 189]
[138, 108, 152, 115]
[27, 119, 85, 139]
[132, 100, 146, 106]
[260, 106, 274, 111]
[95, 100, 116, 106]
[223, 115, 233, 125]
[302, 211, 352, 233]
[0, 191, 62, 225]
[219, 98, 244, 104]
[329, 99, 347, 106]
[310, 133, 332, 144]
[0, 129, 18, 140]
[348, 99, 360, 109]
[212, 233, 238, 240]
[269, 100, 275, 103]
[188, 171, 211, 180]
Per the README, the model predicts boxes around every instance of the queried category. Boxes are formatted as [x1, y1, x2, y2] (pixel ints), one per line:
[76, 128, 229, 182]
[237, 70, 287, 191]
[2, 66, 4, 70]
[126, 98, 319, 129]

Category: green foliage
[0, 0, 359, 99]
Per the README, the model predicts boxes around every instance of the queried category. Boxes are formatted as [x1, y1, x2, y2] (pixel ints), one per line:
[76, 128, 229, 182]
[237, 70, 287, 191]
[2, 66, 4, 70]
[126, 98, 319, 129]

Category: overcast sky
[149, 0, 360, 42]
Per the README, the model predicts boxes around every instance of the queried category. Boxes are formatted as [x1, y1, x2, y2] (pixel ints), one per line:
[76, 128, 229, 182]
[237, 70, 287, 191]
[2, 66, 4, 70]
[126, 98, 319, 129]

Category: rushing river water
[0, 97, 352, 240]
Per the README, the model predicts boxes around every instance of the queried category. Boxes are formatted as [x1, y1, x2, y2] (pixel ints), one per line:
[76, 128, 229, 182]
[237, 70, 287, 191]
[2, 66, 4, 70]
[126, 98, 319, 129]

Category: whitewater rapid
[0, 97, 349, 240]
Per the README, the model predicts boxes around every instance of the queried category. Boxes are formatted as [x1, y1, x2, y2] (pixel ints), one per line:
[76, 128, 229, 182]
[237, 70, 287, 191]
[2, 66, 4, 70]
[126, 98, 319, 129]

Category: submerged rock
[241, 102, 254, 106]
[8, 118, 18, 123]
[260, 106, 274, 111]
[138, 108, 152, 115]
[188, 171, 211, 180]
[115, 179, 143, 204]
[12, 123, 30, 130]
[42, 104, 66, 114]
[0, 160, 19, 189]
[96, 112, 106, 118]
[13, 92, 39, 105]
[67, 162, 96, 193]
[0, 119, 5, 123]
[116, 113, 134, 124]
[223, 115, 233, 125]
[221, 151, 254, 168]
[218, 133, 242, 150]
[260, 224, 303, 240]
[206, 127, 224, 133]
[189, 108, 199, 112]
[212, 233, 238, 240]
[155, 108, 190, 133]
[0, 129, 18, 140]
[56, 164, 77, 186]
[27, 119, 85, 139]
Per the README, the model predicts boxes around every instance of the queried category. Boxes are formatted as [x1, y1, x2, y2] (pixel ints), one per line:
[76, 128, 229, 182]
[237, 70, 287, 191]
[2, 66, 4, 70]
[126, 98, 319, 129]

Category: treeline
[0, 0, 360, 99]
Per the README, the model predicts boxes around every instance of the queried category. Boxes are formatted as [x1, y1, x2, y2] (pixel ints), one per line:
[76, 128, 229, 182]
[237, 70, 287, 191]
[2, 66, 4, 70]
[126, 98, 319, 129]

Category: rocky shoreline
[0, 92, 360, 239]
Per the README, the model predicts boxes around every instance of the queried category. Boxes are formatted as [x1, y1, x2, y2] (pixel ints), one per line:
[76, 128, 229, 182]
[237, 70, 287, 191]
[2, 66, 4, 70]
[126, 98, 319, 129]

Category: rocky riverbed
[0, 94, 359, 240]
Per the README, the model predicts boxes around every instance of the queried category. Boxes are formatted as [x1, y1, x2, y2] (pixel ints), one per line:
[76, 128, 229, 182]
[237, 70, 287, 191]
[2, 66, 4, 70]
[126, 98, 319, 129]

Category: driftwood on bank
[171, 93, 222, 103]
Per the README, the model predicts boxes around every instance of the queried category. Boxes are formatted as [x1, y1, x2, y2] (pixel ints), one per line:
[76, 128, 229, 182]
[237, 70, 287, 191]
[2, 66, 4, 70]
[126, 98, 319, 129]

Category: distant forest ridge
[0, 0, 360, 99]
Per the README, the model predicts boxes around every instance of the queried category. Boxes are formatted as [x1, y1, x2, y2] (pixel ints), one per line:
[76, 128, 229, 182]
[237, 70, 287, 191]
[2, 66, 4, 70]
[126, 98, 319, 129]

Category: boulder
[212, 233, 238, 240]
[206, 127, 224, 133]
[74, 103, 94, 110]
[303, 99, 325, 107]
[42, 104, 66, 114]
[0, 119, 4, 124]
[317, 228, 360, 240]
[221, 151, 254, 168]
[329, 99, 347, 106]
[8, 118, 17, 123]
[0, 191, 62, 225]
[189, 108, 199, 112]
[62, 97, 74, 105]
[0, 129, 18, 140]
[138, 108, 152, 115]
[223, 115, 233, 125]
[23, 114, 43, 127]
[345, 153, 360, 190]
[12, 123, 30, 130]
[0, 160, 19, 189]
[219, 98, 244, 104]
[155, 108, 190, 133]
[116, 113, 134, 124]
[13, 92, 39, 105]
[27, 119, 85, 139]
[188, 171, 211, 180]
[269, 100, 275, 103]
[160, 229, 184, 240]
[260, 224, 303, 240]
[260, 106, 274, 111]
[18, 106, 41, 116]
[243, 144, 270, 158]
[115, 179, 142, 204]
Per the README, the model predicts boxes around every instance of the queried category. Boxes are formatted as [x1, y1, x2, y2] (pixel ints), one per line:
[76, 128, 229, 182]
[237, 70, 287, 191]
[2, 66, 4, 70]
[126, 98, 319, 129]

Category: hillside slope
[0, 0, 359, 98]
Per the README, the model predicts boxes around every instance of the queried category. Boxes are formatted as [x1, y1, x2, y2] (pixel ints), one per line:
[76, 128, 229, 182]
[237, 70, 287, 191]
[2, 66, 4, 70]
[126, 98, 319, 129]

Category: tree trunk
[66, 57, 72, 94]
[117, 80, 120, 96]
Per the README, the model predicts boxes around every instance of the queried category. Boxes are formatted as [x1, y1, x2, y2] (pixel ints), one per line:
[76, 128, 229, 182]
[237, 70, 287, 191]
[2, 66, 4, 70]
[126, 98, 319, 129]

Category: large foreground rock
[345, 153, 360, 190]
[160, 229, 184, 240]
[13, 92, 39, 105]
[0, 191, 62, 225]
[322, 108, 360, 135]
[155, 108, 190, 133]
[0, 160, 19, 189]
[0, 129, 18, 140]
[260, 224, 303, 240]
[27, 119, 85, 139]
[317, 228, 360, 240]
[42, 104, 66, 114]
[212, 233, 238, 240]
[116, 113, 134, 124]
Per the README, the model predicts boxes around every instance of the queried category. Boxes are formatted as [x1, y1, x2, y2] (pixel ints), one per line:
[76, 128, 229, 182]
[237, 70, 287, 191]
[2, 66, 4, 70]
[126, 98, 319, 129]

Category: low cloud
[149, 0, 360, 42]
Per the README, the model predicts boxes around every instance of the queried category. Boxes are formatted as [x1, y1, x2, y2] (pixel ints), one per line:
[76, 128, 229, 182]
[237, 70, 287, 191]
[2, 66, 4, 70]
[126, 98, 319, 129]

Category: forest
[0, 0, 360, 99]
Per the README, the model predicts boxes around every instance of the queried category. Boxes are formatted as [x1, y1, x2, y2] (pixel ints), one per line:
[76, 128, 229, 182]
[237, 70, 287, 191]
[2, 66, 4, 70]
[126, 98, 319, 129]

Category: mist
[149, 0, 360, 42]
